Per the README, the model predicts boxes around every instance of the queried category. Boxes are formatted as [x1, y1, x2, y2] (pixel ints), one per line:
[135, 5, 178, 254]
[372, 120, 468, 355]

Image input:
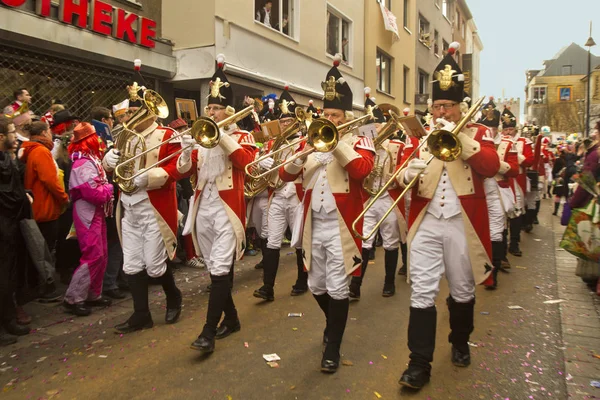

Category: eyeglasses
[432, 102, 457, 111]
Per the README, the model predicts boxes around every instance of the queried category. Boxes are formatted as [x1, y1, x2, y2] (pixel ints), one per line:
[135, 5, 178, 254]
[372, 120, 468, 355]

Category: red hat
[72, 122, 96, 143]
[169, 118, 188, 130]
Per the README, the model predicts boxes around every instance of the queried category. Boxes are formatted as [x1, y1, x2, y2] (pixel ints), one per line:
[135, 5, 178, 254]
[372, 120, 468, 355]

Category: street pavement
[1, 201, 598, 400]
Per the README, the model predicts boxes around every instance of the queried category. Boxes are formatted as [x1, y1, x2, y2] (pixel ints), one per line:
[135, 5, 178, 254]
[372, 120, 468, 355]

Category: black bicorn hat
[321, 54, 353, 111]
[432, 42, 465, 103]
[306, 100, 319, 119]
[51, 109, 80, 128]
[364, 87, 385, 123]
[277, 85, 297, 119]
[477, 96, 500, 128]
[207, 54, 234, 108]
[501, 106, 517, 129]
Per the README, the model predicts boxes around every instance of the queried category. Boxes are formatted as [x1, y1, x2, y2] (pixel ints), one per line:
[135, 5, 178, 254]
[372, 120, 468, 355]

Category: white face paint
[268, 99, 275, 110]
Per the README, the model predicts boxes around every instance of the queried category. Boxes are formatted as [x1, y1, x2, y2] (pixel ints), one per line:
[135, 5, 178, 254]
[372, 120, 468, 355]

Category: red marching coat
[107, 124, 187, 260]
[515, 136, 534, 195]
[178, 126, 257, 260]
[396, 123, 501, 284]
[280, 134, 375, 276]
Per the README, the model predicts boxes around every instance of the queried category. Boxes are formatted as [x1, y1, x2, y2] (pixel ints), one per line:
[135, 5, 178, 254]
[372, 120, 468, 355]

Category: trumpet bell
[307, 118, 339, 153]
[191, 118, 220, 149]
[143, 90, 169, 119]
[426, 129, 462, 162]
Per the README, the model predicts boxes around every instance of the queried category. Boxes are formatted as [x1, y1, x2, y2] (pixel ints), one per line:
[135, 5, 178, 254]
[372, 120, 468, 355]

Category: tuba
[113, 89, 169, 194]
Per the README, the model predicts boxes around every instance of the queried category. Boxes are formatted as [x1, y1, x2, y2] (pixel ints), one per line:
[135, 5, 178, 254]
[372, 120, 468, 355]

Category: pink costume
[64, 155, 113, 304]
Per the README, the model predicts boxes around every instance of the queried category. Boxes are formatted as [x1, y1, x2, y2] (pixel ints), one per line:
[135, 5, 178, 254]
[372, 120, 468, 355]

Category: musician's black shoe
[451, 346, 471, 367]
[382, 283, 396, 297]
[399, 366, 430, 389]
[253, 286, 274, 301]
[190, 335, 215, 354]
[215, 320, 241, 340]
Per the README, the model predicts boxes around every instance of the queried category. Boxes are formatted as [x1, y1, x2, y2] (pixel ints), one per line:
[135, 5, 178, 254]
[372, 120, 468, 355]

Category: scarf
[198, 145, 226, 183]
[31, 134, 54, 151]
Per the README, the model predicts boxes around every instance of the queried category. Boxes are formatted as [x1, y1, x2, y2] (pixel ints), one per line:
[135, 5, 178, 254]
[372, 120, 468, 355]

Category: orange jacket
[20, 141, 69, 222]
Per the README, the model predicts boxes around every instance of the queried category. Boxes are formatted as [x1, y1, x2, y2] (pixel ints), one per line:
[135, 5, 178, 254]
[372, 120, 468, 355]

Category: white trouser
[250, 196, 269, 239]
[196, 194, 235, 276]
[484, 179, 505, 242]
[515, 184, 525, 212]
[362, 194, 400, 250]
[409, 213, 475, 308]
[122, 199, 167, 278]
[267, 193, 300, 249]
[308, 211, 349, 300]
[526, 189, 538, 209]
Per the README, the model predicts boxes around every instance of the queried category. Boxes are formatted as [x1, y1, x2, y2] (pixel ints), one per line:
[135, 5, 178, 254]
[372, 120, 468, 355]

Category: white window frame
[253, 0, 300, 41]
[418, 14, 431, 48]
[326, 4, 353, 67]
[418, 69, 429, 95]
[532, 86, 547, 104]
[376, 49, 393, 95]
[442, 0, 452, 22]
[403, 65, 410, 104]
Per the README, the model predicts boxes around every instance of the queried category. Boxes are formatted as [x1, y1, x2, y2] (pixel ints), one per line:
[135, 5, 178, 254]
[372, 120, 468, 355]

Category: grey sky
[468, 0, 600, 108]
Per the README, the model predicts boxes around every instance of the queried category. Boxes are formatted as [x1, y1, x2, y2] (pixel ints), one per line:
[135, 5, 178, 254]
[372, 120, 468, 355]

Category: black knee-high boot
[383, 248, 398, 296]
[291, 248, 308, 295]
[216, 263, 240, 339]
[398, 242, 408, 275]
[255, 237, 267, 269]
[349, 248, 370, 300]
[553, 201, 560, 216]
[399, 306, 437, 389]
[321, 298, 349, 373]
[447, 296, 475, 367]
[160, 267, 182, 324]
[313, 293, 331, 345]
[486, 241, 504, 290]
[524, 208, 535, 233]
[534, 200, 541, 224]
[508, 216, 522, 256]
[115, 271, 153, 334]
[253, 248, 279, 301]
[190, 274, 230, 353]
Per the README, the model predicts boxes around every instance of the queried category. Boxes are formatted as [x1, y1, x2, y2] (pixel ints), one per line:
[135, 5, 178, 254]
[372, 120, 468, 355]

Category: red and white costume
[280, 134, 375, 299]
[178, 125, 257, 276]
[103, 123, 184, 278]
[397, 123, 500, 307]
[514, 135, 534, 210]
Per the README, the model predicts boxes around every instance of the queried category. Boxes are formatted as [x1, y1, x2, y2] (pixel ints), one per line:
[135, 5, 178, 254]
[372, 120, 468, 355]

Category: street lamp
[585, 22, 596, 138]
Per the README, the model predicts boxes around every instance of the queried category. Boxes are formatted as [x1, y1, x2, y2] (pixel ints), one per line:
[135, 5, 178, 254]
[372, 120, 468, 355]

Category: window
[433, 30, 439, 55]
[532, 87, 547, 104]
[442, 0, 452, 20]
[456, 10, 460, 29]
[418, 14, 430, 47]
[376, 50, 392, 94]
[442, 39, 449, 55]
[403, 0, 409, 28]
[461, 19, 466, 38]
[418, 70, 429, 95]
[327, 6, 352, 64]
[403, 66, 410, 103]
[558, 86, 572, 102]
[255, 0, 296, 38]
[562, 65, 573, 75]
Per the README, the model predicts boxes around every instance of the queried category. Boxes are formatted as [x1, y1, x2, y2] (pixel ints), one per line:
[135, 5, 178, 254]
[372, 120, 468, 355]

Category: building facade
[162, 0, 366, 126]
[0, 0, 175, 119]
[363, 0, 415, 112]
[525, 43, 600, 133]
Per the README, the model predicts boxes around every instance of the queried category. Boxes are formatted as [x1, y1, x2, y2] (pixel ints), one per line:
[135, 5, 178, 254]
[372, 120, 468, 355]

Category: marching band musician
[102, 63, 183, 334]
[279, 54, 375, 373]
[395, 43, 500, 390]
[348, 88, 413, 300]
[253, 85, 308, 302]
[502, 107, 533, 257]
[248, 144, 270, 270]
[477, 99, 519, 289]
[178, 55, 257, 354]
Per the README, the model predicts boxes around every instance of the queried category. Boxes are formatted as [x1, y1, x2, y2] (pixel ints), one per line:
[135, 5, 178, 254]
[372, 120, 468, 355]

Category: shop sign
[1, 0, 157, 48]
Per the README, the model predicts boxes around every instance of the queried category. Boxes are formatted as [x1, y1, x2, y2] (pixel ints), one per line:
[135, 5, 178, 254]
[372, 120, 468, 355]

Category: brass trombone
[246, 107, 376, 179]
[352, 97, 485, 241]
[115, 105, 255, 184]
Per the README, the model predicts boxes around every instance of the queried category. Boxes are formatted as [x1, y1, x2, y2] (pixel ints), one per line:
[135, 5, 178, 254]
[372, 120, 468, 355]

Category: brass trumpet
[246, 107, 376, 178]
[115, 105, 255, 185]
[352, 97, 485, 241]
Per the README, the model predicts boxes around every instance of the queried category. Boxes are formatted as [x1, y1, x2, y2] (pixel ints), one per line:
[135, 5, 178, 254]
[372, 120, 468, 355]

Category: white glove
[133, 170, 149, 189]
[258, 157, 275, 170]
[404, 158, 428, 184]
[181, 135, 195, 160]
[104, 149, 120, 169]
[435, 118, 456, 132]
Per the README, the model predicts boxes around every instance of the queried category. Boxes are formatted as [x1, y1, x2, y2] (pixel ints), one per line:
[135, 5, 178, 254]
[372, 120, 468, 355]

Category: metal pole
[587, 46, 591, 137]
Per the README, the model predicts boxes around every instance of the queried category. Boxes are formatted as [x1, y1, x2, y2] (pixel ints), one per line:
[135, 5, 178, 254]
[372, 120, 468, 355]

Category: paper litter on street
[543, 299, 566, 304]
[508, 305, 524, 310]
[263, 353, 281, 362]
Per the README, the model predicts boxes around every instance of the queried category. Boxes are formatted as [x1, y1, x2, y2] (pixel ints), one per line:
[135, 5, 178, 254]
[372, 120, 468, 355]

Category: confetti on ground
[515, 266, 527, 269]
[533, 238, 542, 241]
[263, 353, 281, 362]
[227, 395, 233, 400]
[36, 357, 47, 363]
[342, 360, 354, 366]
[374, 391, 382, 398]
[266, 361, 279, 368]
[543, 299, 566, 304]
[468, 342, 479, 347]
[480, 311, 490, 315]
[287, 313, 303, 317]
[591, 381, 600, 388]
[98, 355, 108, 358]
[244, 342, 249, 348]
[381, 354, 387, 359]
[593, 354, 600, 359]
[369, 261, 375, 264]
[508, 305, 524, 310]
